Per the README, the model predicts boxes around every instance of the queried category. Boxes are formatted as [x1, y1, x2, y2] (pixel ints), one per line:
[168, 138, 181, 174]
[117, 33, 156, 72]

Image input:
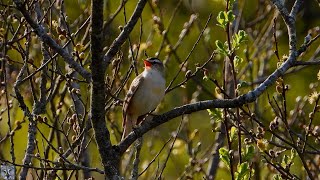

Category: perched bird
[122, 57, 165, 140]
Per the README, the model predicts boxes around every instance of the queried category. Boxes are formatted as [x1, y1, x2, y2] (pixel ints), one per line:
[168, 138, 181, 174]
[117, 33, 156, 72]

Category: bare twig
[157, 117, 184, 179]
[165, 14, 212, 92]
[138, 137, 172, 177]
[103, 0, 148, 66]
[130, 137, 143, 180]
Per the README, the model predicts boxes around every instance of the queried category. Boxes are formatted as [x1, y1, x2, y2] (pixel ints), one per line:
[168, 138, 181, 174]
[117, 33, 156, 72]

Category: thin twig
[103, 0, 148, 66]
[157, 117, 184, 179]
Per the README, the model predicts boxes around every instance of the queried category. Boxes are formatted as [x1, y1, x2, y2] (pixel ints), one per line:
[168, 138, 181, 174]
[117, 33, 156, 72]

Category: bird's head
[144, 57, 164, 74]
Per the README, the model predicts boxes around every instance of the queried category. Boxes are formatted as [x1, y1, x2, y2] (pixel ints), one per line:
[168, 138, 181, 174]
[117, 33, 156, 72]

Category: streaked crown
[144, 57, 164, 75]
[146, 57, 163, 65]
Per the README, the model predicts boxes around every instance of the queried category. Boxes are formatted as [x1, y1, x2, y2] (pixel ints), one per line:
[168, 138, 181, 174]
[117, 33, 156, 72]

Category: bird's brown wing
[122, 74, 145, 127]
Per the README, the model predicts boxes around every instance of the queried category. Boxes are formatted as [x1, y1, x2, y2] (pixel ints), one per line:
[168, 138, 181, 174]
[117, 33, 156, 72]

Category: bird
[121, 57, 165, 140]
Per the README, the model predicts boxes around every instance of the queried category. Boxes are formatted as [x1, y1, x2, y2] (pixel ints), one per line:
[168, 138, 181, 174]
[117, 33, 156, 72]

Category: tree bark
[90, 0, 120, 178]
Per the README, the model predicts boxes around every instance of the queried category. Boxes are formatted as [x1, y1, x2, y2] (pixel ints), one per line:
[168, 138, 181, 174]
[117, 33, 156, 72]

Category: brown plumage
[122, 75, 145, 139]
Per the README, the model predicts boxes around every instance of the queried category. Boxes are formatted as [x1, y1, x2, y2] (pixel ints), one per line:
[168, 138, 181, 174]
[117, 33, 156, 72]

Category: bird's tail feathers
[121, 114, 137, 141]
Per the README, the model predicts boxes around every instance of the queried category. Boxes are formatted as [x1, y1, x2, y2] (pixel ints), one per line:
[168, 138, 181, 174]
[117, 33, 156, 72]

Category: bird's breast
[131, 70, 165, 115]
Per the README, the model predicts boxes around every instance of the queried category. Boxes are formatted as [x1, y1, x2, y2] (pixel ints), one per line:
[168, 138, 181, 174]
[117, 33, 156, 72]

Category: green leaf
[218, 11, 226, 21]
[232, 35, 240, 50]
[219, 147, 230, 169]
[242, 145, 255, 162]
[207, 109, 223, 122]
[237, 81, 249, 89]
[215, 40, 224, 50]
[217, 11, 226, 29]
[236, 162, 250, 180]
[230, 126, 237, 142]
[234, 55, 243, 67]
[290, 148, 297, 161]
[232, 30, 247, 50]
[273, 174, 283, 180]
[238, 30, 247, 43]
[281, 155, 289, 167]
[215, 40, 228, 56]
[227, 10, 235, 22]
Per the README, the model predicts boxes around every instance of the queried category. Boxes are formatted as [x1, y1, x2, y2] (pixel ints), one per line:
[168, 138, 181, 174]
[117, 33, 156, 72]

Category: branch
[207, 122, 225, 178]
[0, 158, 104, 174]
[13, 0, 92, 82]
[130, 138, 142, 180]
[290, 0, 303, 19]
[117, 98, 238, 154]
[12, 26, 38, 179]
[297, 33, 320, 55]
[103, 0, 128, 38]
[90, 0, 120, 178]
[14, 69, 37, 179]
[271, 0, 302, 52]
[293, 59, 320, 66]
[103, 0, 147, 66]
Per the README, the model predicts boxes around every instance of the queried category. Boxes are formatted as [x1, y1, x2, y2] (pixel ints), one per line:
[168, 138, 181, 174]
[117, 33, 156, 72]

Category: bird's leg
[136, 115, 147, 125]
[147, 112, 158, 116]
[129, 119, 142, 140]
[146, 108, 158, 116]
[137, 110, 160, 124]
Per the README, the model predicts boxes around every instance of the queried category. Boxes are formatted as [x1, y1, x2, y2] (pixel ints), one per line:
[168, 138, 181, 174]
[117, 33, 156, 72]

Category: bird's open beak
[144, 60, 152, 67]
